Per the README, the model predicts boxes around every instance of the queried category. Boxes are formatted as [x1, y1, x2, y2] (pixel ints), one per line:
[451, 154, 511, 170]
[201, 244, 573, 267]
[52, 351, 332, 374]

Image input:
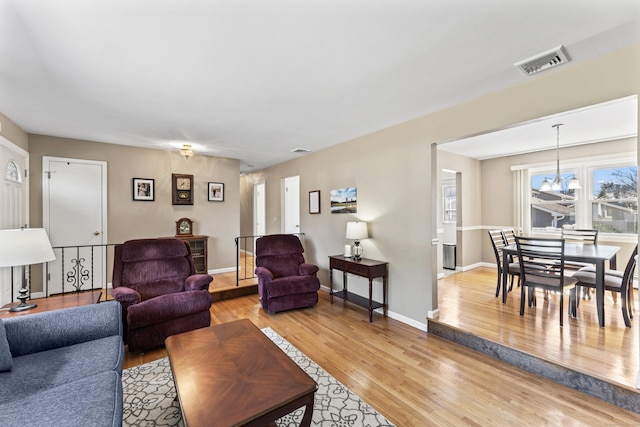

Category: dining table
[502, 242, 620, 327]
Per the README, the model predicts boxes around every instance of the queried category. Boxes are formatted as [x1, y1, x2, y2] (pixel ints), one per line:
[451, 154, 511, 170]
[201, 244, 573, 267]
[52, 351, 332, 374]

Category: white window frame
[515, 152, 637, 243]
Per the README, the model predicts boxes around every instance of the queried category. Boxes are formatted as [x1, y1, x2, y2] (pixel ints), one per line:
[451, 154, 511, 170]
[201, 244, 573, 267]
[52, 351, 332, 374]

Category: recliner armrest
[111, 286, 141, 304]
[255, 266, 274, 280]
[185, 274, 213, 291]
[299, 263, 319, 276]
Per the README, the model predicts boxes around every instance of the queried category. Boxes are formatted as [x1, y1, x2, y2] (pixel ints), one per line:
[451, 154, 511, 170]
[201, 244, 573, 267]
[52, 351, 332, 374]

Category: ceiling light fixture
[180, 144, 193, 160]
[539, 123, 580, 192]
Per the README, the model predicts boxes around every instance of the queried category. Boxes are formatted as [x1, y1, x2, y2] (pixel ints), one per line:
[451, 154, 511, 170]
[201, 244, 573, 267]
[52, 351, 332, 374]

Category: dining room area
[433, 95, 639, 413]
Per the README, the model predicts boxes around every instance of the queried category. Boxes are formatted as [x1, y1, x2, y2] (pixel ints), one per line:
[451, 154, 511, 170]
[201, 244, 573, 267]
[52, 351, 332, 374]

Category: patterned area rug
[122, 327, 394, 426]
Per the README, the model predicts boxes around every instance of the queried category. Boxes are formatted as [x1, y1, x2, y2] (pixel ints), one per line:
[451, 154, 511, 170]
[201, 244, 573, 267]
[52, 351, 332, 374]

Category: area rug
[121, 327, 394, 426]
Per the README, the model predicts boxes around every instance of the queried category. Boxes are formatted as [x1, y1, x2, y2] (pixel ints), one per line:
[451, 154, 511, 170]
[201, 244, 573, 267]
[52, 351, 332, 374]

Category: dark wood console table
[328, 255, 388, 322]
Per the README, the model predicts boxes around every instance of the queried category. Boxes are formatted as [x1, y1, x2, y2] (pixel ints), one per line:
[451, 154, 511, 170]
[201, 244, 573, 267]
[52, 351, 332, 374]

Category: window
[527, 161, 637, 236]
[5, 161, 21, 183]
[591, 166, 637, 234]
[443, 184, 456, 223]
[531, 172, 577, 230]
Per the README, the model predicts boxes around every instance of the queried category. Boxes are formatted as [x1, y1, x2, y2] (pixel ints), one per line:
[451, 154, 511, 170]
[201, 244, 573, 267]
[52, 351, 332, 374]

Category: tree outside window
[592, 166, 637, 234]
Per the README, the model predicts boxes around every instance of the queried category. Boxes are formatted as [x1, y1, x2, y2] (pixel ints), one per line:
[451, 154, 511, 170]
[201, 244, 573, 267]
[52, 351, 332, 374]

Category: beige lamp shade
[345, 222, 368, 240]
[0, 228, 56, 268]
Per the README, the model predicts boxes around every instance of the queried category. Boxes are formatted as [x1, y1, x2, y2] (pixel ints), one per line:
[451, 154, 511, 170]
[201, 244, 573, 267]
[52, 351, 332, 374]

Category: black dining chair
[572, 245, 637, 327]
[488, 230, 520, 298]
[501, 228, 517, 246]
[561, 228, 599, 299]
[515, 236, 578, 327]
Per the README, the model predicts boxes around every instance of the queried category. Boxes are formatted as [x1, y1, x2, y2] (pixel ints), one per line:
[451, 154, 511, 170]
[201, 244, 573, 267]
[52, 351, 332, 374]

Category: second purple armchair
[111, 238, 213, 352]
[254, 234, 321, 313]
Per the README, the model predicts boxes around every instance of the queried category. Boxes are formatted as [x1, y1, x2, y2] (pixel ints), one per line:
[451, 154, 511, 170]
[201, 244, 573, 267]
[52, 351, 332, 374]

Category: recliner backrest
[113, 238, 196, 300]
[255, 234, 305, 278]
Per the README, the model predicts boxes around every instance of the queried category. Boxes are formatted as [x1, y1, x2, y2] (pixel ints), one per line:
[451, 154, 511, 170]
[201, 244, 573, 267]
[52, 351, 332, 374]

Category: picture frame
[172, 173, 194, 205]
[330, 187, 357, 213]
[309, 190, 320, 214]
[208, 182, 224, 202]
[132, 178, 154, 201]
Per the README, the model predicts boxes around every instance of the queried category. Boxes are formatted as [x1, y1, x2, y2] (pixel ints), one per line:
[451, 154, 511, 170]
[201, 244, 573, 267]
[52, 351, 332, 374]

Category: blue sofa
[0, 301, 124, 427]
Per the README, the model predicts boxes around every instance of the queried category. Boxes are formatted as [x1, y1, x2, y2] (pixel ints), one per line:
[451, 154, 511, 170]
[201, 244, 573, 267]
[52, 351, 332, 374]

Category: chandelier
[180, 144, 193, 160]
[539, 124, 580, 191]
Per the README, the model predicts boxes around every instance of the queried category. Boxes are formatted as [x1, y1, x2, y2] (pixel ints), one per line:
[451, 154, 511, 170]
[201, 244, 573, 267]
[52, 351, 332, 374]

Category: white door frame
[42, 156, 108, 296]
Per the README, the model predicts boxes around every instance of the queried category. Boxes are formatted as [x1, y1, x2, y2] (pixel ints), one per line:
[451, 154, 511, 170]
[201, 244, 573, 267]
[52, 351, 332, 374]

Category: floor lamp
[0, 228, 56, 312]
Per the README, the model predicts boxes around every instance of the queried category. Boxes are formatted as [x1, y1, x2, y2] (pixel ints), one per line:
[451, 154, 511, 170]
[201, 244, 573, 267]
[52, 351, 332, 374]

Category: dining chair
[561, 228, 599, 299]
[488, 230, 520, 298]
[572, 245, 637, 327]
[515, 236, 578, 327]
[501, 228, 517, 246]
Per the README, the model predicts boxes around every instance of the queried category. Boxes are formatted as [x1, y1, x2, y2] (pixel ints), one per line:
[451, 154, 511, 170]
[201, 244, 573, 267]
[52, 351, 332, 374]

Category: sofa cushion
[0, 335, 123, 403]
[0, 320, 12, 372]
[127, 290, 213, 330]
[0, 371, 123, 427]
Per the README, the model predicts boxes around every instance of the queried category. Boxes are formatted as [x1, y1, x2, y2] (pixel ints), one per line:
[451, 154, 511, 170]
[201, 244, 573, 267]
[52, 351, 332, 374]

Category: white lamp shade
[0, 228, 56, 268]
[345, 222, 368, 240]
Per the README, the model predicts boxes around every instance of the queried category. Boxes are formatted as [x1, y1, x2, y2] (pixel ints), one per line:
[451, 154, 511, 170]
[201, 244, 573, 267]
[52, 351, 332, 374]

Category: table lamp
[0, 228, 56, 312]
[345, 221, 368, 261]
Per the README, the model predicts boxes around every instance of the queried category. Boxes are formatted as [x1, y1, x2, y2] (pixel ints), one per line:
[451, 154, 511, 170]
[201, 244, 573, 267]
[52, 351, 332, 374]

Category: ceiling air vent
[291, 148, 312, 154]
[515, 45, 569, 76]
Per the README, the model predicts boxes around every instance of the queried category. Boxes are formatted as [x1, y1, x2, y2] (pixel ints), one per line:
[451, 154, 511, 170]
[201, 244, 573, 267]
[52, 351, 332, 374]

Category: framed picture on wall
[330, 187, 357, 213]
[309, 190, 320, 214]
[208, 182, 224, 202]
[132, 178, 154, 201]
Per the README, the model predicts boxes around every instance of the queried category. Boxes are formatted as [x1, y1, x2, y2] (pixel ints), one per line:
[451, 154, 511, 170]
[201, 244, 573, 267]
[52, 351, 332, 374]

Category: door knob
[94, 231, 101, 235]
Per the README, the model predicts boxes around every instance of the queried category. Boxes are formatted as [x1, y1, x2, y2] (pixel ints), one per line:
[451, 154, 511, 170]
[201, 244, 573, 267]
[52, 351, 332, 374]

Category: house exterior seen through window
[530, 164, 637, 235]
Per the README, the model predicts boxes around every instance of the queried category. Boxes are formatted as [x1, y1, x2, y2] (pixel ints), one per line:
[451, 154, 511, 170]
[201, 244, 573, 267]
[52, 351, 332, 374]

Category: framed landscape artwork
[132, 178, 154, 201]
[330, 187, 357, 213]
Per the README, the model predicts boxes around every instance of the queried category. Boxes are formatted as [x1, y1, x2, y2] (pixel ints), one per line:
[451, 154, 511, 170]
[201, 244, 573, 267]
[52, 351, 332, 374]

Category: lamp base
[9, 286, 37, 312]
[352, 241, 363, 261]
[9, 301, 37, 312]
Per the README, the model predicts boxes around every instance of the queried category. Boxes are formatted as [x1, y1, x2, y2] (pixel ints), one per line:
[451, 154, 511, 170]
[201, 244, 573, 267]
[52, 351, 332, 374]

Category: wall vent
[291, 148, 312, 154]
[514, 45, 569, 76]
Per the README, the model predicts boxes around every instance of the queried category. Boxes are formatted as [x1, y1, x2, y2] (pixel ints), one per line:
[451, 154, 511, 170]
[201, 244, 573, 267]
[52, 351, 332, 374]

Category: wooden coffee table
[165, 319, 317, 427]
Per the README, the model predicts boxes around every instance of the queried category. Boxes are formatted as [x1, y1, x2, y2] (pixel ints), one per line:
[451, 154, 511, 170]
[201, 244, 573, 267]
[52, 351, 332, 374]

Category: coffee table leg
[300, 401, 314, 427]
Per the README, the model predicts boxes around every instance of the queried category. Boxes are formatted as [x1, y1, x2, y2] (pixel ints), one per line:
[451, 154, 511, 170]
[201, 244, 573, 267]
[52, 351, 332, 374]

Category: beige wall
[28, 135, 240, 274]
[243, 43, 640, 325]
[0, 113, 28, 150]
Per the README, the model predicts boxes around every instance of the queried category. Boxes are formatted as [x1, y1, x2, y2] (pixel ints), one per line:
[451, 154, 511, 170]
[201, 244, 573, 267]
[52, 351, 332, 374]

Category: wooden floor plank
[123, 267, 640, 425]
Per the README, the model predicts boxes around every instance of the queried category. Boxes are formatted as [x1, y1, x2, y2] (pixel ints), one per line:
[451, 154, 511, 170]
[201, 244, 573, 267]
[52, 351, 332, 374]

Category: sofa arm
[255, 266, 274, 281]
[185, 274, 213, 291]
[299, 263, 319, 276]
[3, 301, 122, 358]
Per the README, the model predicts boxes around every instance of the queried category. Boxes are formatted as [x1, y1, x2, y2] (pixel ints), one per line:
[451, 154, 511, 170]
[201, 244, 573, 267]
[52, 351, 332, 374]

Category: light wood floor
[437, 266, 639, 391]
[124, 268, 640, 426]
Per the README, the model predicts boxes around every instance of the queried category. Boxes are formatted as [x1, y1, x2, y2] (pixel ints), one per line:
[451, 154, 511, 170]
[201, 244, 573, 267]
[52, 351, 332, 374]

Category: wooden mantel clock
[175, 218, 193, 237]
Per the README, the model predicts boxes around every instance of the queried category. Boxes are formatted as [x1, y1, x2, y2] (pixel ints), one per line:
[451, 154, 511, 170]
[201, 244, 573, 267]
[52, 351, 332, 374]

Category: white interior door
[283, 176, 300, 234]
[0, 136, 29, 305]
[43, 157, 107, 295]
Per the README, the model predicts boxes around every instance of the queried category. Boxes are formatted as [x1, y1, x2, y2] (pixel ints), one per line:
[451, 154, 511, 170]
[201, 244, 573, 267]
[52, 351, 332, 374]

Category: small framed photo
[208, 182, 224, 202]
[309, 190, 320, 214]
[132, 178, 154, 201]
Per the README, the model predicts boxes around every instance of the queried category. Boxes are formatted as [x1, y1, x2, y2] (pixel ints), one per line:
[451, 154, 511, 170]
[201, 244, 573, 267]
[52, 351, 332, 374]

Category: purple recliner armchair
[111, 238, 213, 352]
[254, 234, 321, 313]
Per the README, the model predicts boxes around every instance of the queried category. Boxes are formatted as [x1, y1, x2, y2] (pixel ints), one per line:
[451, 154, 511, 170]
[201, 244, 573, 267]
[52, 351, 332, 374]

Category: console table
[0, 289, 102, 318]
[328, 255, 388, 322]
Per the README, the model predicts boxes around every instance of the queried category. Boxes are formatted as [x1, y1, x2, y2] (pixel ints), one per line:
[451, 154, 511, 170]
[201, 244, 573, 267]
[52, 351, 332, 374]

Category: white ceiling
[1, 1, 639, 172]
